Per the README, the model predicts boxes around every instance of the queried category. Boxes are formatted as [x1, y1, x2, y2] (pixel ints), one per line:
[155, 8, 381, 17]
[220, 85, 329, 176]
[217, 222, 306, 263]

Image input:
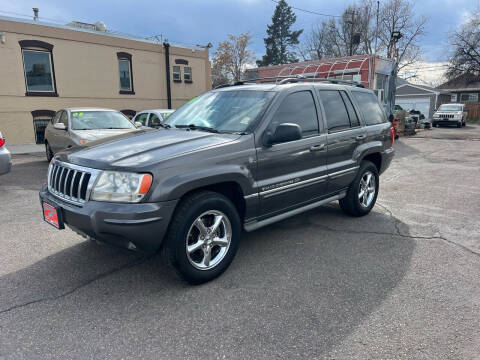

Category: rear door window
[352, 91, 386, 125]
[271, 91, 319, 137]
[318, 90, 351, 132]
[340, 91, 360, 127]
[149, 113, 162, 127]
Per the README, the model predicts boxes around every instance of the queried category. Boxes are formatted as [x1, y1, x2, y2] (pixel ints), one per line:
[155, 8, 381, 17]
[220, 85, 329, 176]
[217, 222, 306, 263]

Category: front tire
[339, 161, 379, 217]
[163, 191, 241, 284]
[45, 142, 53, 162]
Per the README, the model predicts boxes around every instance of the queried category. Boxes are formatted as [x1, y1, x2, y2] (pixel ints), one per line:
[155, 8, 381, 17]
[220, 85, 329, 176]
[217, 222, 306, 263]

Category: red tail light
[0, 137, 5, 147]
[389, 127, 395, 147]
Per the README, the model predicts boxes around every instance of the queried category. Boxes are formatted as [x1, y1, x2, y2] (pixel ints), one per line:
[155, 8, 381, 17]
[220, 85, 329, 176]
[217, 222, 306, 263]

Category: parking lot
[1, 125, 479, 359]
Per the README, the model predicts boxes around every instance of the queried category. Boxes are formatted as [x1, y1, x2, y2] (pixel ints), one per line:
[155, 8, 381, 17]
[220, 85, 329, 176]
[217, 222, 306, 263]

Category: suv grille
[48, 161, 98, 205]
[439, 114, 454, 119]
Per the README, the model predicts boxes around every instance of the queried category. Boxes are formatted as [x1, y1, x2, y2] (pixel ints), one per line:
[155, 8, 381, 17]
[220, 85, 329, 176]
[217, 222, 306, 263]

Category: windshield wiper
[175, 124, 218, 133]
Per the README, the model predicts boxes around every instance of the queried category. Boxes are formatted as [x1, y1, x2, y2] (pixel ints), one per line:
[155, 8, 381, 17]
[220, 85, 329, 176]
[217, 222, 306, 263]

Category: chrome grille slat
[47, 160, 100, 206]
[70, 170, 77, 199]
[77, 172, 85, 200]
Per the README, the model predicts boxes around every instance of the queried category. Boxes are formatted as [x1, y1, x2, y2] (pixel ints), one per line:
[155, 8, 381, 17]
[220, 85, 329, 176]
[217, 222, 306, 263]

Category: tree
[378, 0, 427, 71]
[258, 0, 303, 66]
[211, 33, 255, 88]
[299, 0, 377, 60]
[447, 11, 480, 78]
[300, 0, 426, 72]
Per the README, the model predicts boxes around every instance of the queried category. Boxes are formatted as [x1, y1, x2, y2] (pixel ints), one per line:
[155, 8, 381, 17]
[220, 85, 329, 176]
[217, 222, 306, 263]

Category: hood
[58, 129, 240, 169]
[72, 128, 138, 142]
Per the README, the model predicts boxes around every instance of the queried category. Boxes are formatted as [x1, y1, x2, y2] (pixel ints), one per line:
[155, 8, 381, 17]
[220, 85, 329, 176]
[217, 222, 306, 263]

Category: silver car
[44, 108, 140, 161]
[132, 109, 175, 128]
[0, 131, 12, 175]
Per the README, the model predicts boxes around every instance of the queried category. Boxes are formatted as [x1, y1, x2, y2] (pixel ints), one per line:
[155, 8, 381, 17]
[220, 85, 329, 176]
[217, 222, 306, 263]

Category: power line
[269, 0, 342, 18]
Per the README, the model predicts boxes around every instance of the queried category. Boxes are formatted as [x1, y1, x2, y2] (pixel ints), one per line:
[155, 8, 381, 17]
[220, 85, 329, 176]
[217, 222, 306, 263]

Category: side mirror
[267, 123, 302, 145]
[134, 121, 142, 128]
[54, 122, 67, 130]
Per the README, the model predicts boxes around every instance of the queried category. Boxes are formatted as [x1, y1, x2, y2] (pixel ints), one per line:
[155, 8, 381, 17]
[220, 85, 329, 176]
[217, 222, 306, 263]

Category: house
[436, 73, 480, 105]
[395, 83, 440, 119]
[244, 55, 397, 114]
[0, 15, 212, 144]
[436, 73, 480, 121]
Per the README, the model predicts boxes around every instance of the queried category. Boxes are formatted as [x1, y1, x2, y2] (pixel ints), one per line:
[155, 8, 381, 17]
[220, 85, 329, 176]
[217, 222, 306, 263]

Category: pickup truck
[40, 81, 395, 284]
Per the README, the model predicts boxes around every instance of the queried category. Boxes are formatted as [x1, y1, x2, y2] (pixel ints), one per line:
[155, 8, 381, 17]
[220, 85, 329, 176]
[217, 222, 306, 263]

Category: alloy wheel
[358, 171, 376, 208]
[185, 210, 232, 270]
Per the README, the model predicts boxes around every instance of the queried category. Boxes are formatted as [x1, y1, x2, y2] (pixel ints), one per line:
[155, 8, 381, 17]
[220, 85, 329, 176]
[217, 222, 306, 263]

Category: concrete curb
[7, 143, 44, 155]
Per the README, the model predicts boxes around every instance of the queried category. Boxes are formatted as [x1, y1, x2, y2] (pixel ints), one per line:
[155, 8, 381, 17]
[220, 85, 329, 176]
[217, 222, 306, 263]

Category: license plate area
[42, 202, 64, 229]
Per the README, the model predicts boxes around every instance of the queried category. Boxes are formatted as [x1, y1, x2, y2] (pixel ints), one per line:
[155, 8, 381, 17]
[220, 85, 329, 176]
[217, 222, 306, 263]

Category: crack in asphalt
[0, 258, 145, 317]
[307, 202, 480, 258]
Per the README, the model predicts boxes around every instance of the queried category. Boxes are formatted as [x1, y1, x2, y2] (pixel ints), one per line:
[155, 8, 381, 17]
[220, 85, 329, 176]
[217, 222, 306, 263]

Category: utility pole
[374, 1, 380, 54]
[346, 10, 355, 56]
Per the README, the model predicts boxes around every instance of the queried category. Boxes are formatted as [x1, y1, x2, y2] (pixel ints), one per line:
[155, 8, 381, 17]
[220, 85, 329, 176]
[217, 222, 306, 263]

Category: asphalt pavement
[0, 125, 479, 359]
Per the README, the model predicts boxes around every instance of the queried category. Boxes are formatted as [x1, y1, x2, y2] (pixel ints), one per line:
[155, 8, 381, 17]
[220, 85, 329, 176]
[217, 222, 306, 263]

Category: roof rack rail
[244, 75, 364, 88]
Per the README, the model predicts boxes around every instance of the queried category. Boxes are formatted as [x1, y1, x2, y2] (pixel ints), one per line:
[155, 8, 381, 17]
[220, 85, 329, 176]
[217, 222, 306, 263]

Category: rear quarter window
[352, 91, 386, 125]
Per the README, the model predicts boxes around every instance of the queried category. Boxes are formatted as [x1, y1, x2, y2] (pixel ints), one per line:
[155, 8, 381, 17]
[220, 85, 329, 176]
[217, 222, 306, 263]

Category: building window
[184, 67, 192, 83]
[173, 66, 181, 82]
[460, 93, 478, 103]
[451, 94, 457, 102]
[117, 52, 135, 95]
[19, 40, 58, 97]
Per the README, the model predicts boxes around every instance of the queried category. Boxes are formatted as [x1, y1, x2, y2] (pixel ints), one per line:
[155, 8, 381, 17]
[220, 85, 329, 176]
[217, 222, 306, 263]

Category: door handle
[355, 135, 367, 141]
[310, 144, 325, 152]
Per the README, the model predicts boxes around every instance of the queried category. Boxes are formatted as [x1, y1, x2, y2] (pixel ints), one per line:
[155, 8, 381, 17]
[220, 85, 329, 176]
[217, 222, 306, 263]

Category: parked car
[44, 108, 141, 161]
[39, 82, 395, 284]
[132, 109, 175, 128]
[432, 103, 467, 128]
[0, 131, 12, 175]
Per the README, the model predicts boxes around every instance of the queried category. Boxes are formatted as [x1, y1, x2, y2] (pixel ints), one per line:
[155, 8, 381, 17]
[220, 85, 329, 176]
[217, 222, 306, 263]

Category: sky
[1, 0, 478, 85]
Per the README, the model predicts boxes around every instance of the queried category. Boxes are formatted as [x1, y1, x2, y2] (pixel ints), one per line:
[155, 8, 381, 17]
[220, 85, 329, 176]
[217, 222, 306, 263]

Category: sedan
[44, 108, 140, 161]
[0, 130, 12, 175]
[132, 109, 175, 128]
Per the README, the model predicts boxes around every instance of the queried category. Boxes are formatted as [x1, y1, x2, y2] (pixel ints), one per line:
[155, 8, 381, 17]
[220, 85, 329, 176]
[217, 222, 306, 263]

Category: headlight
[91, 171, 153, 202]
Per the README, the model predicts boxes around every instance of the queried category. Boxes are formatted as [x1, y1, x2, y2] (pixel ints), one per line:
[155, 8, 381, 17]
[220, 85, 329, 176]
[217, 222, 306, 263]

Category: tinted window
[318, 90, 351, 131]
[352, 91, 386, 125]
[59, 111, 68, 126]
[271, 91, 318, 136]
[340, 91, 360, 127]
[150, 113, 162, 127]
[135, 113, 149, 126]
[22, 50, 54, 92]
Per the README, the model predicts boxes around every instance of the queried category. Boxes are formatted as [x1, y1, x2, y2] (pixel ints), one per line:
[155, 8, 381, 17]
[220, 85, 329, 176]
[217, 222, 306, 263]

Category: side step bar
[244, 192, 346, 232]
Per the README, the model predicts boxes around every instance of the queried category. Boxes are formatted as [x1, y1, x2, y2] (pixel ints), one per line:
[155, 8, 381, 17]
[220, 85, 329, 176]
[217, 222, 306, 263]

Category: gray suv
[39, 81, 395, 284]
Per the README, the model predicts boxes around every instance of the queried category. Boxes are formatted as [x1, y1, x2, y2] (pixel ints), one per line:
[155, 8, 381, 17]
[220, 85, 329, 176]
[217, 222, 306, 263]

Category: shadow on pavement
[0, 201, 415, 359]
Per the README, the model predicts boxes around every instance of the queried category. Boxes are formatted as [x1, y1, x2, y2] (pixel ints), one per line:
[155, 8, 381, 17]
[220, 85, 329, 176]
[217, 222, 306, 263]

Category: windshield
[71, 111, 136, 130]
[165, 90, 275, 132]
[438, 105, 463, 111]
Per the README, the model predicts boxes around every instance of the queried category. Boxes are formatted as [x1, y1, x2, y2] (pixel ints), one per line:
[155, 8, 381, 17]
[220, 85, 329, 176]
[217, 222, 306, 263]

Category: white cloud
[399, 61, 448, 87]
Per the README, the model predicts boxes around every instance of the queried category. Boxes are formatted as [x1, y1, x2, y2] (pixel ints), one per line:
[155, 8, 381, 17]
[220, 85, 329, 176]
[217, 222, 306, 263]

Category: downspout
[163, 42, 172, 109]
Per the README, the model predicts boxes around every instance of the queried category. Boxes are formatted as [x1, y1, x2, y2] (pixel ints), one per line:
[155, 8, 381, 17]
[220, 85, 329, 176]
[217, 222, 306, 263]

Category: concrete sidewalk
[7, 143, 44, 155]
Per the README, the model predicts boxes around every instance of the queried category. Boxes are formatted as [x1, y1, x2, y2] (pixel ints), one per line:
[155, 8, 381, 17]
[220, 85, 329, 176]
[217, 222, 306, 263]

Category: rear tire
[339, 161, 379, 217]
[45, 142, 53, 162]
[163, 191, 241, 284]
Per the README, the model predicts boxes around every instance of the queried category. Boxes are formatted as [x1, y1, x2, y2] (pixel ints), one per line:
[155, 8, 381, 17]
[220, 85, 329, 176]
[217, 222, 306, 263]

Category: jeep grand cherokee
[40, 81, 395, 284]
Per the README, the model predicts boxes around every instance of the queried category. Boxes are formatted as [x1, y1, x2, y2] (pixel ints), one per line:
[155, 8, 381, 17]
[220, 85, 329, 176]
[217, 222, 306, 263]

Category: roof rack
[214, 75, 364, 89]
[247, 75, 365, 88]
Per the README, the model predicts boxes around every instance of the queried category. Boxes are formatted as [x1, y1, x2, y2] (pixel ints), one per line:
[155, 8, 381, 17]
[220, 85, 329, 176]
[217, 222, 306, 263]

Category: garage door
[395, 97, 431, 118]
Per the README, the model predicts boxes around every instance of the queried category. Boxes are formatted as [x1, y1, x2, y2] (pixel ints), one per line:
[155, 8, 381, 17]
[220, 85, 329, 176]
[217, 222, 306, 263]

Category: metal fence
[33, 119, 51, 144]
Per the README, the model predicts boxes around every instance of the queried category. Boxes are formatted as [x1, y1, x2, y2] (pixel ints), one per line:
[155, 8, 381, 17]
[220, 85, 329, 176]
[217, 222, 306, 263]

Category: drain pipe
[163, 41, 172, 109]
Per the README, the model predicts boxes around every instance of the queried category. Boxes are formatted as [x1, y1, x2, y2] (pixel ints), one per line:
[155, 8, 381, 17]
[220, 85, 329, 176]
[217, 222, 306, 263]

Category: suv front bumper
[39, 185, 178, 254]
